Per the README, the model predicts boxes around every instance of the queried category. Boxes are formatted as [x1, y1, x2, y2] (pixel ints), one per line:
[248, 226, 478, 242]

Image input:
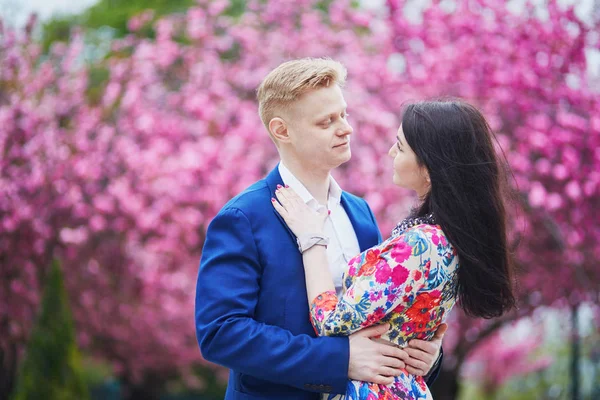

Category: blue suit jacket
[195, 166, 440, 399]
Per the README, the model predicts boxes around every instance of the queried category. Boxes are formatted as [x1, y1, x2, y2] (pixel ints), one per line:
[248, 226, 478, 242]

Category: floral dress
[310, 224, 459, 400]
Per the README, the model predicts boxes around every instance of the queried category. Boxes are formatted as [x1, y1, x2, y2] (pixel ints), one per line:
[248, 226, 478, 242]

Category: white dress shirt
[278, 162, 361, 296]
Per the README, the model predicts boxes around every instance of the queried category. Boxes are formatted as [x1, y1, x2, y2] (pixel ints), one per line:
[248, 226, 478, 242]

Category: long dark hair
[401, 99, 516, 318]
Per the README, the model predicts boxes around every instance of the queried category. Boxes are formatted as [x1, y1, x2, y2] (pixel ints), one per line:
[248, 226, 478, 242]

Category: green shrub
[12, 260, 90, 400]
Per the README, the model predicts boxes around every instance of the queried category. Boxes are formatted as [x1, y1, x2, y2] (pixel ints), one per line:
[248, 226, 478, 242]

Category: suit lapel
[265, 164, 298, 245]
[340, 193, 371, 252]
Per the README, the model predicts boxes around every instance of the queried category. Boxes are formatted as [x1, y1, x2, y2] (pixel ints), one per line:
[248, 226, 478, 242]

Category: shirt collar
[278, 162, 342, 206]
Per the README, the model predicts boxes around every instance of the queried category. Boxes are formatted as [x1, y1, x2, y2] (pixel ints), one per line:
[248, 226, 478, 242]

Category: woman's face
[388, 124, 430, 197]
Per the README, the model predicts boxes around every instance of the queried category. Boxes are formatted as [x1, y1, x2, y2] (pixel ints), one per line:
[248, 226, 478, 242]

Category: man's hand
[348, 324, 408, 385]
[404, 323, 447, 376]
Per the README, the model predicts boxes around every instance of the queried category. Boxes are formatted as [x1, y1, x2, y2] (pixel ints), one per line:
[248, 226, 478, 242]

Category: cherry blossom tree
[1, 0, 598, 399]
[381, 1, 599, 397]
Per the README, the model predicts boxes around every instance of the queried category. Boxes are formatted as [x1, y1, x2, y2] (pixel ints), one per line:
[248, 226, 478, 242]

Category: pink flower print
[440, 234, 448, 246]
[387, 292, 398, 304]
[391, 241, 412, 263]
[416, 376, 427, 391]
[375, 261, 392, 284]
[369, 291, 383, 302]
[431, 233, 440, 246]
[391, 265, 409, 287]
[313, 308, 325, 322]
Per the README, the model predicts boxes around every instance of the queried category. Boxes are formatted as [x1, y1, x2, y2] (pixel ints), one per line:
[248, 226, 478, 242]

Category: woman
[272, 99, 516, 399]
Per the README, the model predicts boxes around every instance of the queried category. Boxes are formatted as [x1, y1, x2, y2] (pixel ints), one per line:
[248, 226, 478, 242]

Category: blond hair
[257, 58, 347, 138]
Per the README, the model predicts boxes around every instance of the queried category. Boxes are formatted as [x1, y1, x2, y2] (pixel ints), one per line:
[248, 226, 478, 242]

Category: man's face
[284, 84, 353, 171]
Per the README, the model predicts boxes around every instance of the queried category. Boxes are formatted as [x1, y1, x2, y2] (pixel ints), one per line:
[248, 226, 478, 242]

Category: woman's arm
[308, 230, 433, 337]
[301, 244, 335, 305]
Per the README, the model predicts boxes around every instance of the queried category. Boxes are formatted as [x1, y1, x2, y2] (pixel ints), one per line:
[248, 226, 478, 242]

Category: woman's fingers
[275, 186, 309, 214]
[276, 186, 303, 207]
[271, 196, 288, 218]
[274, 186, 293, 210]
[284, 186, 304, 205]
[272, 185, 327, 235]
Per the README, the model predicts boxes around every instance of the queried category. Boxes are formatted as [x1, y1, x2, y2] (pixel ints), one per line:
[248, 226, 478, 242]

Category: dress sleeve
[310, 227, 436, 337]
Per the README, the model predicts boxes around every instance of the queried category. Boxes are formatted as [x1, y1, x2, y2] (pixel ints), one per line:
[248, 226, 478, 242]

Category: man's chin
[332, 151, 352, 168]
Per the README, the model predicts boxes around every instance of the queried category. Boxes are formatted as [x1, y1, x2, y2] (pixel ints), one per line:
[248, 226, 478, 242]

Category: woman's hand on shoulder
[271, 185, 327, 237]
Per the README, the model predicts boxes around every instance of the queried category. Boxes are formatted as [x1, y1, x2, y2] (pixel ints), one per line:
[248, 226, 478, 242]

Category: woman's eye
[396, 143, 403, 152]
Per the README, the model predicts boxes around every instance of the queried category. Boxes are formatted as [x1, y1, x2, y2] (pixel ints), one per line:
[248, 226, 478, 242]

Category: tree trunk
[570, 304, 580, 400]
[430, 366, 459, 400]
[121, 375, 164, 400]
[124, 385, 162, 400]
[0, 344, 18, 400]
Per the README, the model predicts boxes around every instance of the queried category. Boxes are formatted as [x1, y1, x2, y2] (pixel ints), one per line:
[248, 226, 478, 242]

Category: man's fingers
[380, 345, 409, 361]
[380, 355, 406, 370]
[371, 375, 395, 385]
[405, 366, 426, 377]
[433, 323, 448, 339]
[405, 346, 430, 361]
[378, 366, 403, 378]
[404, 355, 429, 372]
[407, 338, 435, 353]
[357, 323, 390, 338]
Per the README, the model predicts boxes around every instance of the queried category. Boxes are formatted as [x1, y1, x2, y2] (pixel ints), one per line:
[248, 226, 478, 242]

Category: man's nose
[338, 119, 353, 136]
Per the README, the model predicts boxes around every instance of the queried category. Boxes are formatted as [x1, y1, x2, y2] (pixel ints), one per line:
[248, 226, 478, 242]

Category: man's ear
[269, 117, 291, 144]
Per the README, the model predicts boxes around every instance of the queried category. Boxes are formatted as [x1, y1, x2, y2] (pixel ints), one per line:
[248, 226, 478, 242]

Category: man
[195, 58, 445, 400]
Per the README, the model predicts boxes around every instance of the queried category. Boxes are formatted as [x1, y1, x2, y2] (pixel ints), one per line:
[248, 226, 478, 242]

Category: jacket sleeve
[309, 228, 434, 337]
[195, 207, 350, 394]
[424, 347, 444, 386]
